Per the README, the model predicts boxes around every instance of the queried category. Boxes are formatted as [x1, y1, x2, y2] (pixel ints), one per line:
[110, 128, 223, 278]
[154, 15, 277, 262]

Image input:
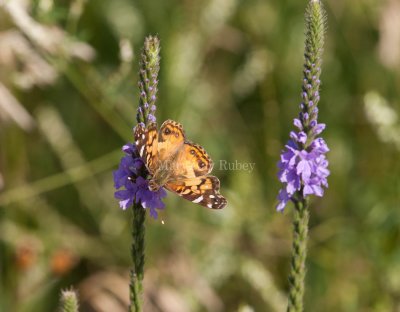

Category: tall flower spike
[276, 0, 329, 212]
[113, 35, 164, 312]
[276, 2, 328, 312]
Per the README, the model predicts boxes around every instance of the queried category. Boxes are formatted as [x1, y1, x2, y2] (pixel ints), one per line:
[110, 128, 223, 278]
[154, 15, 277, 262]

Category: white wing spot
[207, 203, 213, 208]
[139, 145, 145, 157]
[192, 196, 203, 204]
[141, 134, 145, 140]
[135, 140, 139, 146]
[209, 195, 215, 198]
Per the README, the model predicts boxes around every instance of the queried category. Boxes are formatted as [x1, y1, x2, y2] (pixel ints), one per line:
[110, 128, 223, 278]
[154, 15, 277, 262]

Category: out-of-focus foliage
[0, 0, 399, 311]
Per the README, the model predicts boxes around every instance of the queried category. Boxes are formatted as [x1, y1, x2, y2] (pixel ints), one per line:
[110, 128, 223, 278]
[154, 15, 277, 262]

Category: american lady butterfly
[134, 120, 227, 209]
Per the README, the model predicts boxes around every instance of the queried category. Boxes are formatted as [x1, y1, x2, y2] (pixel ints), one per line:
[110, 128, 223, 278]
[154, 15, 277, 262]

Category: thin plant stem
[287, 197, 310, 312]
[129, 203, 146, 312]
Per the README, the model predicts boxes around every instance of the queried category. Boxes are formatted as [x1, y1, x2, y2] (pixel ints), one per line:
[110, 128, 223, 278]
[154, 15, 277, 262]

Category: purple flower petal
[303, 184, 314, 196]
[148, 114, 156, 123]
[276, 189, 290, 212]
[122, 143, 137, 154]
[312, 185, 324, 197]
[298, 132, 307, 144]
[293, 118, 302, 129]
[114, 189, 135, 210]
[290, 131, 298, 141]
[313, 123, 326, 135]
[297, 159, 311, 179]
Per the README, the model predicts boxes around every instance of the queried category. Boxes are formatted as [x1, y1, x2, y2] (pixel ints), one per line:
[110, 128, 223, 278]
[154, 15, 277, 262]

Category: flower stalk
[275, 1, 328, 311]
[287, 198, 309, 312]
[113, 35, 162, 312]
[130, 202, 146, 312]
[128, 35, 161, 312]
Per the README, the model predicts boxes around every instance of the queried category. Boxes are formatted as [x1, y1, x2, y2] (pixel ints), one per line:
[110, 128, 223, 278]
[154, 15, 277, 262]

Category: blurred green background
[1, 0, 399, 311]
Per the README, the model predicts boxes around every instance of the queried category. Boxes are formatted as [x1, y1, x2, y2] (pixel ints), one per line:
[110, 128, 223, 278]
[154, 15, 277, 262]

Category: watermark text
[218, 160, 255, 173]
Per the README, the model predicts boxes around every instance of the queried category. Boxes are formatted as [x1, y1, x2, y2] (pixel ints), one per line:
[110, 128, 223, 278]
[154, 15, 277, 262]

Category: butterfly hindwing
[165, 176, 227, 209]
[134, 122, 158, 174]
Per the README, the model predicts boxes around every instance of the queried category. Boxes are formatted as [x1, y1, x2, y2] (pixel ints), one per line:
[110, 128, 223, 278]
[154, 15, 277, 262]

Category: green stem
[287, 198, 309, 312]
[129, 203, 146, 312]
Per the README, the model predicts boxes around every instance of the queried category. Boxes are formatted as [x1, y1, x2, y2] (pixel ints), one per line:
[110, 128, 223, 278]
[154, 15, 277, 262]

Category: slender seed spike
[275, 2, 328, 311]
[137, 36, 161, 125]
[59, 289, 79, 312]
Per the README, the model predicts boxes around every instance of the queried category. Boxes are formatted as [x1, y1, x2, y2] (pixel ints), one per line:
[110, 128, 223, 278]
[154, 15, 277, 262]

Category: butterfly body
[134, 120, 227, 209]
[149, 158, 177, 191]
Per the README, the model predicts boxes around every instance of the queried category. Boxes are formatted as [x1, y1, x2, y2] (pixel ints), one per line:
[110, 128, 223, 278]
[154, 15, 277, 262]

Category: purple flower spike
[276, 41, 330, 212]
[113, 130, 166, 219]
[277, 130, 330, 211]
[283, 1, 327, 308]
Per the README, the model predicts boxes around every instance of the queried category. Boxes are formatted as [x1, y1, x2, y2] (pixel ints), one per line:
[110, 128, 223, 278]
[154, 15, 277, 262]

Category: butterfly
[134, 119, 227, 209]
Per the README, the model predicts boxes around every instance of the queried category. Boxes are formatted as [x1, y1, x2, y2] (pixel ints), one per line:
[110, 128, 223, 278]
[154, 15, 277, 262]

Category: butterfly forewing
[134, 122, 159, 174]
[157, 120, 185, 161]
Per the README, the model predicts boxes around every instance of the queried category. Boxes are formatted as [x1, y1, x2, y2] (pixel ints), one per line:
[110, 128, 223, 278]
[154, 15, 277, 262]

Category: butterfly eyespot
[190, 149, 195, 155]
[164, 128, 171, 135]
[199, 161, 205, 168]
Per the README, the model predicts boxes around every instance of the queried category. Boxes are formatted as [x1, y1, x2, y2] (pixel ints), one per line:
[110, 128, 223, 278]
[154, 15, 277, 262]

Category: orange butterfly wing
[134, 122, 159, 174]
[157, 119, 185, 161]
[165, 176, 227, 209]
[135, 119, 227, 209]
[166, 141, 226, 209]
